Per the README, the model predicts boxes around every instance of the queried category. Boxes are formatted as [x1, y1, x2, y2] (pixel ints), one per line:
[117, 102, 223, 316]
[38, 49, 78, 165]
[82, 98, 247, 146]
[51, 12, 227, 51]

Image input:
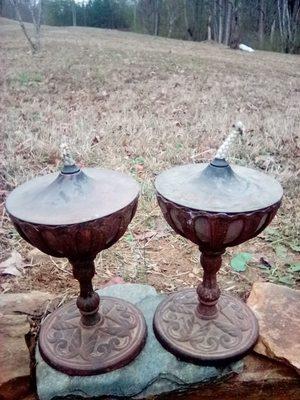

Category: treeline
[1, 0, 300, 53]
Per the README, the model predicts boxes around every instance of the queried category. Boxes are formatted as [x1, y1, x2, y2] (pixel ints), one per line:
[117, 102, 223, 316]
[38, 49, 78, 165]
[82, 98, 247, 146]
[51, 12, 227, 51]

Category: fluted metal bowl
[155, 160, 283, 252]
[6, 168, 139, 260]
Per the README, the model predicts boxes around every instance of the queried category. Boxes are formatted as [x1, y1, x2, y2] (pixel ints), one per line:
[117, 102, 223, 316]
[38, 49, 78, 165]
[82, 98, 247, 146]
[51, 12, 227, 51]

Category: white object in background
[239, 44, 255, 52]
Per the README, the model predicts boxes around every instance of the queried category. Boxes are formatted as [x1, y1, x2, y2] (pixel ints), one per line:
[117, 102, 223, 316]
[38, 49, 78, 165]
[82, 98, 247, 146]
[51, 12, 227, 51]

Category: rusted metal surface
[156, 194, 280, 251]
[154, 289, 258, 363]
[155, 160, 283, 213]
[6, 168, 140, 225]
[154, 158, 283, 363]
[8, 198, 138, 259]
[5, 163, 147, 375]
[39, 297, 147, 376]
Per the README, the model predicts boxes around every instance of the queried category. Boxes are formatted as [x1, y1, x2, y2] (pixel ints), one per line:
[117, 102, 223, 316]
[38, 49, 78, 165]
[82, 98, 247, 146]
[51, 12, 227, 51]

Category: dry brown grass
[0, 17, 299, 297]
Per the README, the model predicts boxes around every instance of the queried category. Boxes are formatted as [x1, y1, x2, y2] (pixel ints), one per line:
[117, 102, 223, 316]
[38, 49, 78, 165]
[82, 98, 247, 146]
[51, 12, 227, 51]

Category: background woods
[1, 0, 300, 53]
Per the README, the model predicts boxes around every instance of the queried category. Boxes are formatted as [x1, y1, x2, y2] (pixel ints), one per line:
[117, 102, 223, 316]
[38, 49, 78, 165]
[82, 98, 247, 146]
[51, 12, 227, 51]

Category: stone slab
[247, 281, 300, 373]
[20, 354, 300, 400]
[36, 284, 243, 400]
[0, 291, 56, 400]
[176, 354, 300, 400]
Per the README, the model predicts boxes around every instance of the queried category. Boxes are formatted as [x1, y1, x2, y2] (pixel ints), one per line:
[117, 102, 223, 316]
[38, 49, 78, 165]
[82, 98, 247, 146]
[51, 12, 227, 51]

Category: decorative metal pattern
[5, 161, 147, 375]
[154, 158, 282, 362]
[157, 194, 281, 252]
[154, 289, 258, 362]
[9, 198, 138, 259]
[40, 297, 147, 375]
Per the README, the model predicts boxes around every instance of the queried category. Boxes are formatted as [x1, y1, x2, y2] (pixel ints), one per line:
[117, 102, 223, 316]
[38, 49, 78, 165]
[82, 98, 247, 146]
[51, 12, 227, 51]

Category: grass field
[0, 17, 299, 299]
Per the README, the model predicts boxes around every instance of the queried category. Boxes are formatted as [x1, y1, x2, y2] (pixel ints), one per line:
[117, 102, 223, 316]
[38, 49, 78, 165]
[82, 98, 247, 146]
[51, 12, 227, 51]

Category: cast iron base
[153, 289, 258, 363]
[39, 296, 147, 375]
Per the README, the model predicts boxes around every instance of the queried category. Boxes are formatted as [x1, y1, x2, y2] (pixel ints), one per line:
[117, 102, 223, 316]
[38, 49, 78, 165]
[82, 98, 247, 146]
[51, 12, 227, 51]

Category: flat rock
[0, 291, 56, 400]
[247, 281, 300, 373]
[36, 283, 242, 400]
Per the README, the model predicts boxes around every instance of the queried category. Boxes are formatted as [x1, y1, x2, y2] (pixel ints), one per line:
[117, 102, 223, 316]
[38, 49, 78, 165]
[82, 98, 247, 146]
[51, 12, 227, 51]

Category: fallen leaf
[27, 248, 49, 264]
[134, 230, 168, 241]
[134, 231, 156, 240]
[274, 244, 288, 259]
[278, 275, 294, 286]
[290, 243, 300, 253]
[0, 250, 25, 276]
[91, 135, 100, 145]
[192, 266, 201, 275]
[101, 276, 125, 288]
[230, 252, 252, 272]
[288, 262, 300, 273]
[0, 282, 11, 293]
[259, 257, 273, 269]
[136, 164, 144, 172]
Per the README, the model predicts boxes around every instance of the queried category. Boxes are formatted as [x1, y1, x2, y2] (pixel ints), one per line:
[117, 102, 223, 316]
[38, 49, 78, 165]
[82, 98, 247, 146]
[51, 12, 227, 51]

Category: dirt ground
[0, 17, 299, 299]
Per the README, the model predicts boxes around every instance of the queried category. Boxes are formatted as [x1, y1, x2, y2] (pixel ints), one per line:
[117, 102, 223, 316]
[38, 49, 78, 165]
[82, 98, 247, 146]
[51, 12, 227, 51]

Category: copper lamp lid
[6, 147, 139, 225]
[155, 123, 283, 213]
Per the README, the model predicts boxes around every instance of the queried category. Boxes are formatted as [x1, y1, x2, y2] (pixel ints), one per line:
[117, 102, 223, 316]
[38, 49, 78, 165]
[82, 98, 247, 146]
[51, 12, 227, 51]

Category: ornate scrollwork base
[39, 296, 147, 375]
[153, 289, 258, 363]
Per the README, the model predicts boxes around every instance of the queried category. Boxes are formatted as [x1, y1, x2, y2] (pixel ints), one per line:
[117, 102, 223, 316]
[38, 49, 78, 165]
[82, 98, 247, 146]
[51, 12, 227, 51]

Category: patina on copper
[5, 153, 147, 375]
[153, 129, 283, 363]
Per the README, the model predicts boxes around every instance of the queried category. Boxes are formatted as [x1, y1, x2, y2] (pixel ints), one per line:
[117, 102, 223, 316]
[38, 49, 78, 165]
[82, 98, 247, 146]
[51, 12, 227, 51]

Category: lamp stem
[70, 258, 100, 326]
[196, 250, 224, 319]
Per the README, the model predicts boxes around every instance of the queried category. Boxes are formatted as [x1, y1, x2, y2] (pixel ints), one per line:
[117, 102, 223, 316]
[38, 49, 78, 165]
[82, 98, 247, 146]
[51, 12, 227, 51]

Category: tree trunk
[224, 0, 232, 46]
[258, 0, 265, 45]
[207, 14, 212, 41]
[154, 0, 160, 36]
[83, 5, 87, 26]
[133, 1, 137, 31]
[10, 0, 38, 53]
[229, 7, 240, 49]
[212, 0, 217, 41]
[184, 0, 192, 40]
[194, 0, 200, 41]
[72, 2, 77, 27]
[218, 0, 223, 43]
[277, 0, 283, 38]
[270, 19, 276, 45]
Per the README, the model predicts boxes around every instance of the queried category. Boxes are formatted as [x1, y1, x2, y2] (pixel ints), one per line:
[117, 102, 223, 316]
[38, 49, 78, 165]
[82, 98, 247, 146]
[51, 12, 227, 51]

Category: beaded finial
[60, 142, 76, 167]
[215, 122, 244, 160]
[60, 142, 79, 174]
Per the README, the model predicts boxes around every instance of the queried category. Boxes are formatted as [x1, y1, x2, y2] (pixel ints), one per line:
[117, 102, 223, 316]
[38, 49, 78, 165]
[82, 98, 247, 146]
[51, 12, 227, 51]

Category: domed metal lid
[6, 148, 139, 226]
[155, 123, 283, 213]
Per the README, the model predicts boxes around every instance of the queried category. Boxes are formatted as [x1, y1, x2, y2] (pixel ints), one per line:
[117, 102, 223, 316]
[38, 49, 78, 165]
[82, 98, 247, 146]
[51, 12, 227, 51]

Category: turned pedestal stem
[70, 258, 100, 326]
[196, 250, 224, 319]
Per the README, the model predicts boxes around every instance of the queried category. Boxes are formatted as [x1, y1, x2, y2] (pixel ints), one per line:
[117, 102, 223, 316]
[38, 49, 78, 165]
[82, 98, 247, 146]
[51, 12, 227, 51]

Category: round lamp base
[39, 296, 147, 375]
[153, 289, 258, 363]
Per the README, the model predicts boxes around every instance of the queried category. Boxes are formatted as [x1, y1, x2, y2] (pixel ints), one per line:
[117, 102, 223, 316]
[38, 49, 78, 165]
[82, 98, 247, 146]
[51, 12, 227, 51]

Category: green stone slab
[36, 284, 243, 400]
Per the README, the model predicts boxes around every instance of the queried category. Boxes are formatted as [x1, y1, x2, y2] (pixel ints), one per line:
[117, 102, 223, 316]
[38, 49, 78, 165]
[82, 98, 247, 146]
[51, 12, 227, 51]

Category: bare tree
[9, 0, 42, 53]
[258, 0, 265, 45]
[218, 0, 223, 43]
[212, 0, 218, 40]
[132, 0, 138, 30]
[165, 0, 181, 37]
[72, 0, 77, 27]
[29, 0, 41, 48]
[207, 13, 212, 40]
[277, 0, 300, 53]
[229, 0, 241, 48]
[270, 18, 276, 45]
[184, 0, 193, 40]
[154, 0, 160, 35]
[224, 0, 232, 45]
